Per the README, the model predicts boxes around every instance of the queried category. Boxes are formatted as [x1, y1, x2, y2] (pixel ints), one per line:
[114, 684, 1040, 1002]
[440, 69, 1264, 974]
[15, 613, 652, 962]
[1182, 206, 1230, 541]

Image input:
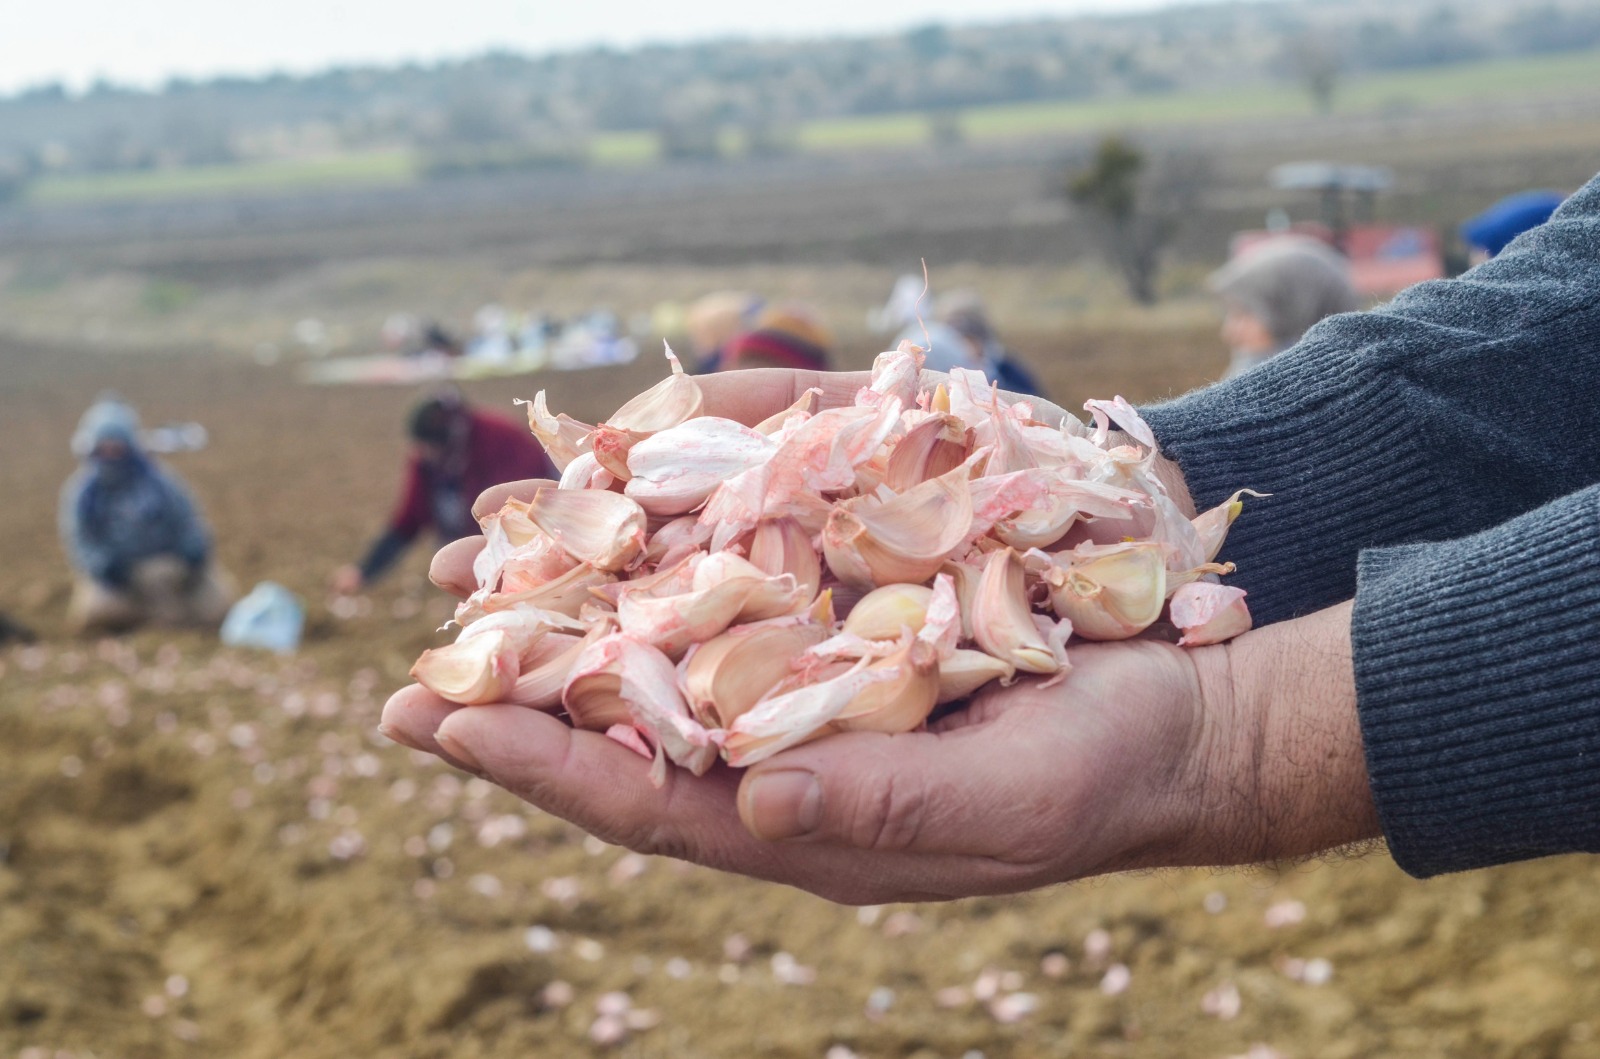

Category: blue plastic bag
[220, 581, 304, 654]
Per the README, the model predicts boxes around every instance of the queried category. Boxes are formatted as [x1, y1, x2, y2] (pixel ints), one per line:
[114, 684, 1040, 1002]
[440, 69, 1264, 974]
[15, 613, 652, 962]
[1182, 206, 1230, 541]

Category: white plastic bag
[220, 581, 304, 654]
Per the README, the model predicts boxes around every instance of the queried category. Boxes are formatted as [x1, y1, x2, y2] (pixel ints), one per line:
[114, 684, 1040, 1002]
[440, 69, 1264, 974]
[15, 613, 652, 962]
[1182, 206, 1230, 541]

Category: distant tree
[1286, 33, 1341, 113]
[1064, 135, 1212, 305]
[905, 23, 952, 61]
[657, 115, 721, 161]
[926, 107, 964, 147]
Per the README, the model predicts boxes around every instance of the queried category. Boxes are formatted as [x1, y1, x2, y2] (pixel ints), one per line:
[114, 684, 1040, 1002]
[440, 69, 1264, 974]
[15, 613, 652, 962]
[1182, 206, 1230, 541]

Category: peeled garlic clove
[722, 661, 897, 767]
[936, 649, 1015, 704]
[525, 488, 647, 572]
[624, 418, 778, 517]
[884, 413, 973, 492]
[1170, 583, 1252, 647]
[1039, 541, 1166, 641]
[833, 638, 941, 734]
[516, 392, 593, 471]
[822, 461, 974, 589]
[841, 583, 933, 641]
[747, 517, 822, 602]
[411, 629, 520, 706]
[972, 548, 1067, 675]
[681, 621, 830, 728]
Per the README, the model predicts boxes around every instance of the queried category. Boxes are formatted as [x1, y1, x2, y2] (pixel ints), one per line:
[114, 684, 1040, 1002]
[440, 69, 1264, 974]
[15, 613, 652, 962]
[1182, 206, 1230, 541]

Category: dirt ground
[3, 323, 1599, 1059]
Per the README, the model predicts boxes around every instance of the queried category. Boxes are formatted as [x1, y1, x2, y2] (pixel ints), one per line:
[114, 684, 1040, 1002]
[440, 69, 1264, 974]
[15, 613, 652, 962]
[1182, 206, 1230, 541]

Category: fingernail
[377, 723, 423, 752]
[744, 769, 822, 841]
[436, 730, 484, 775]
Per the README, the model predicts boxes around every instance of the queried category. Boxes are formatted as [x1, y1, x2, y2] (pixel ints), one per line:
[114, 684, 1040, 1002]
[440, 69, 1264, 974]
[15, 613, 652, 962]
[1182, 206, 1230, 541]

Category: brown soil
[3, 330, 1597, 1059]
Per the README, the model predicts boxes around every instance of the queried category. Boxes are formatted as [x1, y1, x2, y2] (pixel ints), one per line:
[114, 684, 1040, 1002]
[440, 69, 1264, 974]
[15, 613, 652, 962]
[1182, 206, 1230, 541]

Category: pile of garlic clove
[411, 344, 1256, 784]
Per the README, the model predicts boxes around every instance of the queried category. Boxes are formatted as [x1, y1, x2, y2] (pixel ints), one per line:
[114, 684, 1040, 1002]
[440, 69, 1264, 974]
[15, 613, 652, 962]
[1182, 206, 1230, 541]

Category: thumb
[735, 726, 1055, 858]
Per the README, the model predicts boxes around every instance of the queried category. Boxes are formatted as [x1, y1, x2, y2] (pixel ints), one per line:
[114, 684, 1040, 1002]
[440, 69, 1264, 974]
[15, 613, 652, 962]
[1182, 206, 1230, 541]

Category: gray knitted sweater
[1141, 172, 1600, 878]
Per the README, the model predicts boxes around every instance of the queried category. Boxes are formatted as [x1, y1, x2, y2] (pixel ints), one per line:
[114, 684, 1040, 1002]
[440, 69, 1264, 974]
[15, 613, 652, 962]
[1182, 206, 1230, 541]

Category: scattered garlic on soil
[413, 343, 1257, 780]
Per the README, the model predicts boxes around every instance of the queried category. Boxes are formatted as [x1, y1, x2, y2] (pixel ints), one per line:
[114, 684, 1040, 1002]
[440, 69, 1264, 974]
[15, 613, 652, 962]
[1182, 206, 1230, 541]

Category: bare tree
[1064, 135, 1212, 306]
[1287, 33, 1342, 115]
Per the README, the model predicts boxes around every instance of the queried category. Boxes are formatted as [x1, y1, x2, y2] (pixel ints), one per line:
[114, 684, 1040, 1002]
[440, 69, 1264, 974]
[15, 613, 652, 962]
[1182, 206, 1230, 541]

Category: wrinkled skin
[383, 368, 1380, 904]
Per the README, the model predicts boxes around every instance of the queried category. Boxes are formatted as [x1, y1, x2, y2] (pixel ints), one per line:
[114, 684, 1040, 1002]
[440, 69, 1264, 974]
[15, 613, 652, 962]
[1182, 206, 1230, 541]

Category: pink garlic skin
[1169, 583, 1253, 646]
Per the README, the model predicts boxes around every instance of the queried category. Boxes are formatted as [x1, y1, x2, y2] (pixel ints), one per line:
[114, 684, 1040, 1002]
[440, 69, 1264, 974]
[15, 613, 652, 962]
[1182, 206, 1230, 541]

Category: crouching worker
[333, 390, 558, 595]
[60, 397, 233, 634]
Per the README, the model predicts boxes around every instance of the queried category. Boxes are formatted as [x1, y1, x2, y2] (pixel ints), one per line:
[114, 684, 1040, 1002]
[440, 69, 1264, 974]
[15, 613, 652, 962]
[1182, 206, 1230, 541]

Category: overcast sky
[2, 0, 1215, 95]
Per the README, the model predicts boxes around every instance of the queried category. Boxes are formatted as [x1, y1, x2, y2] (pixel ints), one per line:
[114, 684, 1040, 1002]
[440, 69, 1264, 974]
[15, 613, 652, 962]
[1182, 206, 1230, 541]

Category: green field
[25, 47, 1600, 204]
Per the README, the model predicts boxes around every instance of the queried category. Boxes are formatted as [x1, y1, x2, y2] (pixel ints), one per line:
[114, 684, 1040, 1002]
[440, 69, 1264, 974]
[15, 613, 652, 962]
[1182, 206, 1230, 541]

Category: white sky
[1, 0, 1213, 95]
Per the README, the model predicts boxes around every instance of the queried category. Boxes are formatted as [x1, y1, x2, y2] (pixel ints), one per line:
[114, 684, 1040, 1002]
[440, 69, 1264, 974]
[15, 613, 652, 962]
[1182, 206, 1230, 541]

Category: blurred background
[3, 0, 1599, 1056]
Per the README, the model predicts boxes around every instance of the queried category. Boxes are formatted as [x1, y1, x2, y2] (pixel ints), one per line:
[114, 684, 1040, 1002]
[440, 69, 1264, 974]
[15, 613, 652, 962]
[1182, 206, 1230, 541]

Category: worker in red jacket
[333, 391, 556, 594]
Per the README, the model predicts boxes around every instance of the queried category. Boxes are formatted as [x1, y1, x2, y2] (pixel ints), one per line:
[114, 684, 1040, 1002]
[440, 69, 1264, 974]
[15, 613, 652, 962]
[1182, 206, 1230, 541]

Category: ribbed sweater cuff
[1142, 358, 1450, 624]
[1352, 486, 1600, 877]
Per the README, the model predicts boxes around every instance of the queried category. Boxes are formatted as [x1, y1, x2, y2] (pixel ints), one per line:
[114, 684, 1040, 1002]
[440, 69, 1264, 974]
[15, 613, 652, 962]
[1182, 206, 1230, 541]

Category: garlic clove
[624, 417, 778, 517]
[516, 392, 593, 471]
[558, 451, 615, 492]
[504, 632, 586, 710]
[884, 413, 974, 492]
[722, 661, 897, 767]
[972, 548, 1069, 675]
[841, 583, 933, 641]
[832, 638, 941, 734]
[822, 461, 974, 589]
[590, 344, 705, 479]
[936, 649, 1015, 704]
[644, 516, 712, 568]
[410, 628, 520, 706]
[562, 632, 718, 780]
[1037, 541, 1167, 641]
[681, 621, 830, 728]
[752, 388, 821, 435]
[1170, 583, 1252, 647]
[747, 517, 823, 602]
[524, 488, 647, 572]
[1190, 489, 1265, 564]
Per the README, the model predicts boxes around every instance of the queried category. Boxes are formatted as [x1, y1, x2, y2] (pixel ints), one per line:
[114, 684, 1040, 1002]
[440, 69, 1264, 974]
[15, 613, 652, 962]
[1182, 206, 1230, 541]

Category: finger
[429, 537, 485, 598]
[432, 706, 1016, 903]
[695, 369, 870, 425]
[736, 711, 1067, 859]
[472, 477, 557, 520]
[379, 684, 480, 774]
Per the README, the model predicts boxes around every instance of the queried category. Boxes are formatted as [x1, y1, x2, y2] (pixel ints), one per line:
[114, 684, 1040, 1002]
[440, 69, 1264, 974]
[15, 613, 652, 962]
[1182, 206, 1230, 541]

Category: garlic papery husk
[503, 632, 586, 709]
[936, 649, 1015, 704]
[411, 629, 521, 706]
[991, 478, 1148, 552]
[517, 392, 593, 472]
[722, 661, 898, 768]
[496, 538, 584, 596]
[859, 345, 925, 409]
[752, 387, 821, 435]
[523, 488, 647, 572]
[562, 632, 638, 731]
[1169, 583, 1252, 647]
[457, 560, 616, 625]
[841, 583, 933, 641]
[831, 637, 941, 734]
[644, 515, 713, 568]
[972, 548, 1070, 675]
[698, 399, 903, 550]
[1035, 541, 1167, 641]
[822, 461, 974, 590]
[681, 621, 830, 728]
[623, 417, 778, 517]
[883, 413, 974, 492]
[1084, 395, 1157, 451]
[590, 344, 705, 479]
[614, 637, 720, 782]
[747, 517, 823, 602]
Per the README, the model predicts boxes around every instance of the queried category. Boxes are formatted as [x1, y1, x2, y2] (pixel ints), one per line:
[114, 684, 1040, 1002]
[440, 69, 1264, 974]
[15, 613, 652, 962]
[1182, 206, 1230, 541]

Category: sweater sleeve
[1139, 172, 1600, 625]
[1352, 484, 1600, 877]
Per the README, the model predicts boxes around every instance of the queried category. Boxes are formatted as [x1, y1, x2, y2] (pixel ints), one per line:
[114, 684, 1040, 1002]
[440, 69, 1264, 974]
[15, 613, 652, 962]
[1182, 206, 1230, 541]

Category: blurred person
[718, 304, 834, 372]
[1460, 189, 1568, 266]
[60, 397, 233, 635]
[935, 288, 1047, 398]
[0, 611, 37, 646]
[685, 291, 764, 373]
[1207, 235, 1358, 380]
[385, 170, 1600, 903]
[332, 390, 557, 595]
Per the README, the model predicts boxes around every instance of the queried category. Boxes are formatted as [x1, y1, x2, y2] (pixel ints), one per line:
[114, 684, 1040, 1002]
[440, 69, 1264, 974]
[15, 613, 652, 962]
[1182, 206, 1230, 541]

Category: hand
[381, 601, 1379, 903]
[330, 564, 365, 596]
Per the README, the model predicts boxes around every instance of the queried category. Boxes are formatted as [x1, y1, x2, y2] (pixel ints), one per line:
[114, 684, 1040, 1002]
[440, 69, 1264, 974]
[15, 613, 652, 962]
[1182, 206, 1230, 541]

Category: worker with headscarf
[59, 396, 233, 633]
[332, 390, 559, 594]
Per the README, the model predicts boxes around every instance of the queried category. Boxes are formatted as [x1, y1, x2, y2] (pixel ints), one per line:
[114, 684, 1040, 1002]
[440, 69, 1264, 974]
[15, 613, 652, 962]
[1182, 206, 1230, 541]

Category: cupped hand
[382, 636, 1237, 904]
